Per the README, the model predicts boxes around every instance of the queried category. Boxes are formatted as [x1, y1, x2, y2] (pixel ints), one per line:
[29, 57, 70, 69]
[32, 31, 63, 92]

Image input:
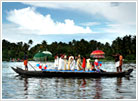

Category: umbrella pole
[28, 63, 36, 71]
[46, 57, 47, 64]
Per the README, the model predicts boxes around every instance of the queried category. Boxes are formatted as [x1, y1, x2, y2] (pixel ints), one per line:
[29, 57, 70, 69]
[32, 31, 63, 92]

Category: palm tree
[28, 39, 33, 45]
[41, 40, 47, 51]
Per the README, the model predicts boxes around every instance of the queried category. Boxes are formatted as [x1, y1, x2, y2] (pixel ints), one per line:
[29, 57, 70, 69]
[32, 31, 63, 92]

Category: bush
[125, 54, 136, 60]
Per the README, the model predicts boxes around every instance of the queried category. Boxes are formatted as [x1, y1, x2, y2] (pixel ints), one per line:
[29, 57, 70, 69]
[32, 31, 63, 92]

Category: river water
[2, 61, 136, 99]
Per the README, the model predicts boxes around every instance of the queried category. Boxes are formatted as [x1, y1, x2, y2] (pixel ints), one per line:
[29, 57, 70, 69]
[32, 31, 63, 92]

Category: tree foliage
[2, 35, 136, 61]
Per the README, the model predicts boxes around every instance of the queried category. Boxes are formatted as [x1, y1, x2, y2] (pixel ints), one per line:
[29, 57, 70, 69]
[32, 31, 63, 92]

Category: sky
[2, 2, 136, 46]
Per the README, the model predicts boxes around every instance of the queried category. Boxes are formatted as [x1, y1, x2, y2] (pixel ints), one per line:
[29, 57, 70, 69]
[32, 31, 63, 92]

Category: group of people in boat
[54, 54, 103, 72]
[23, 53, 123, 72]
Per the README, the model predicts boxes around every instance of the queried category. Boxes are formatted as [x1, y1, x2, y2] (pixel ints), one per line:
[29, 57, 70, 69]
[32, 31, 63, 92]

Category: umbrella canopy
[33, 52, 46, 61]
[42, 51, 52, 57]
[90, 50, 105, 55]
[90, 50, 105, 59]
[91, 54, 105, 58]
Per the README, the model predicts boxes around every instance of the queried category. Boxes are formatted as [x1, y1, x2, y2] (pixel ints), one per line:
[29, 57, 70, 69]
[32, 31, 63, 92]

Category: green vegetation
[2, 35, 136, 62]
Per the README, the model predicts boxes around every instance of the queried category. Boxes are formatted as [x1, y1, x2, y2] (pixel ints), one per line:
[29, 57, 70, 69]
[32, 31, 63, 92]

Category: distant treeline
[2, 35, 136, 61]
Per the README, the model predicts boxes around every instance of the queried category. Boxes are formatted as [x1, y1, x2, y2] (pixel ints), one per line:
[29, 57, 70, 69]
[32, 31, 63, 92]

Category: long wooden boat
[11, 67, 133, 78]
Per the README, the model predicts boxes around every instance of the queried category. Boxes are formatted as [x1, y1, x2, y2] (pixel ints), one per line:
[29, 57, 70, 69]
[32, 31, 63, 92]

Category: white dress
[58, 58, 64, 70]
[86, 58, 91, 70]
[61, 59, 66, 70]
[71, 60, 76, 70]
[115, 61, 120, 68]
[54, 57, 59, 69]
[77, 58, 82, 70]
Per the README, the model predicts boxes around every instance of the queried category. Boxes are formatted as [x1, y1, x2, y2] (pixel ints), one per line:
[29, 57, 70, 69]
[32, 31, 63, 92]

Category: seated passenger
[90, 62, 96, 71]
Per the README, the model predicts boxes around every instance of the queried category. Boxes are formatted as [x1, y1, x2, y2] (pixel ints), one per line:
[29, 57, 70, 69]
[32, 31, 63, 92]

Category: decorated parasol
[33, 52, 47, 61]
[42, 51, 52, 57]
[42, 50, 52, 64]
[90, 50, 105, 58]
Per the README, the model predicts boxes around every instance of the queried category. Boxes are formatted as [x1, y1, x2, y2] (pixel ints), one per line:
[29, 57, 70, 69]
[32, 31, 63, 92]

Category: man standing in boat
[63, 55, 67, 70]
[54, 55, 59, 70]
[119, 54, 123, 72]
[82, 56, 86, 71]
[24, 53, 28, 71]
[113, 53, 123, 72]
[77, 54, 82, 70]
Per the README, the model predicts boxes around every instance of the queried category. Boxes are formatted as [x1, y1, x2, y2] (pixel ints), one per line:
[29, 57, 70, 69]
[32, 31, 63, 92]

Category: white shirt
[54, 57, 59, 67]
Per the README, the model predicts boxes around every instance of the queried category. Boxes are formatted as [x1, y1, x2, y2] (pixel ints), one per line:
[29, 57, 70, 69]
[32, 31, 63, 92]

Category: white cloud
[103, 23, 136, 35]
[80, 22, 100, 26]
[22, 2, 136, 36]
[23, 2, 136, 24]
[6, 7, 93, 35]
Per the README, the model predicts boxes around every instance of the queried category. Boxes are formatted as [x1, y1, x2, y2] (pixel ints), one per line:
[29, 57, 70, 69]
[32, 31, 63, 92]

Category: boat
[11, 67, 133, 78]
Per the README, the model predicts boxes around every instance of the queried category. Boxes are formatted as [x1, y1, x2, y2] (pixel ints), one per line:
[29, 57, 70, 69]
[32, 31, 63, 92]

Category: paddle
[28, 63, 36, 71]
[127, 64, 136, 68]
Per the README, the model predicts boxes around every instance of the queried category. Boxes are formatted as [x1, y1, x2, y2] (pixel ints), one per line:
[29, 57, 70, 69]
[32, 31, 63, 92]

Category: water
[2, 61, 136, 99]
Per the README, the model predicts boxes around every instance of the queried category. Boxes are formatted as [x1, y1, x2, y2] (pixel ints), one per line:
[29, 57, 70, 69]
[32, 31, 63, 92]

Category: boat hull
[11, 67, 133, 78]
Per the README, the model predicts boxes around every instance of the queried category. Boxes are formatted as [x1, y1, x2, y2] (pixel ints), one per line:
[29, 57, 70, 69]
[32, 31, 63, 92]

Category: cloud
[21, 2, 136, 36]
[6, 7, 93, 35]
[80, 22, 100, 26]
[103, 23, 136, 35]
[2, 23, 34, 42]
[23, 2, 136, 24]
[2, 23, 113, 45]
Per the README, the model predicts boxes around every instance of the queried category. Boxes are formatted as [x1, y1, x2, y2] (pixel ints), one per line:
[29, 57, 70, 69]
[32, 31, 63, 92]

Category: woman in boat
[67, 56, 71, 70]
[54, 55, 59, 70]
[77, 54, 82, 70]
[70, 56, 76, 71]
[58, 54, 64, 70]
[82, 56, 86, 71]
[67, 55, 74, 70]
[86, 57, 91, 71]
[63, 55, 67, 70]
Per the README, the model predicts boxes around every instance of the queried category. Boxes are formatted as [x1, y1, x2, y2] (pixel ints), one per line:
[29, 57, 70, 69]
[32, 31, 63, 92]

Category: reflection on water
[24, 77, 28, 98]
[117, 77, 122, 87]
[93, 78, 102, 99]
[2, 61, 136, 99]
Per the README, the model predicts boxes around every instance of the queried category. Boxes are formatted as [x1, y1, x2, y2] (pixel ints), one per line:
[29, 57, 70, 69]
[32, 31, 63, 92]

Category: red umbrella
[92, 54, 105, 58]
[90, 50, 105, 58]
[90, 50, 105, 55]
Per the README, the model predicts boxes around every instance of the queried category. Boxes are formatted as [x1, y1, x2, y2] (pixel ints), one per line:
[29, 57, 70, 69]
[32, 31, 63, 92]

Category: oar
[126, 64, 136, 68]
[28, 63, 36, 71]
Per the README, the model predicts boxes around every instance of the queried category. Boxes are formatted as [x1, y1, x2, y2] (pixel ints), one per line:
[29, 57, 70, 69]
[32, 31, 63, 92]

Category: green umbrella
[42, 51, 52, 57]
[33, 52, 46, 61]
[42, 51, 52, 63]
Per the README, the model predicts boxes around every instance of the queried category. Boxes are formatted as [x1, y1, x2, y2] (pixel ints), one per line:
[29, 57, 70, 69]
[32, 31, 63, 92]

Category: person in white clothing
[70, 56, 76, 70]
[54, 55, 59, 69]
[77, 54, 82, 70]
[63, 55, 67, 70]
[58, 55, 64, 70]
[86, 58, 91, 71]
